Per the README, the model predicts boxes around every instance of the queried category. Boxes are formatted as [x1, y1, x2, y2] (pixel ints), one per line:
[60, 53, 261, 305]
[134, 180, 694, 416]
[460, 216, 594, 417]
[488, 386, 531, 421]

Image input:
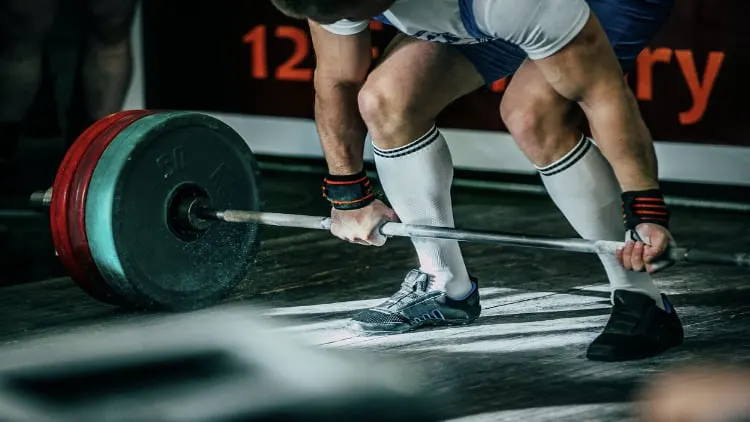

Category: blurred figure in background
[0, 0, 140, 162]
[638, 364, 750, 422]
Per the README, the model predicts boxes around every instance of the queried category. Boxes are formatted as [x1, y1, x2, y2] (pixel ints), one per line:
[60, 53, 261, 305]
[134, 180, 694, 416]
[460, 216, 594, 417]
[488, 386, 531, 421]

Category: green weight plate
[85, 111, 262, 311]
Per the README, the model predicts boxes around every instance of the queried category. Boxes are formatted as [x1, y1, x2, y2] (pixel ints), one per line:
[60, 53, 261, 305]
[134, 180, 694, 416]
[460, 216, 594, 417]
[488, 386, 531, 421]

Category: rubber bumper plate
[51, 110, 153, 305]
[84, 111, 262, 311]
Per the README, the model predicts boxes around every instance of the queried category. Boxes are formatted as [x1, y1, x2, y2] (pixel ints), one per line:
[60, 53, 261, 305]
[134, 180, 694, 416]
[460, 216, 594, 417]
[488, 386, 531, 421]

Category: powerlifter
[270, 0, 683, 362]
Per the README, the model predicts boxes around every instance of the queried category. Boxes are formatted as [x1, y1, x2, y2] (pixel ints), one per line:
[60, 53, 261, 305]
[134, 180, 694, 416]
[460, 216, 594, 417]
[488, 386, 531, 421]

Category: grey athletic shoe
[348, 269, 481, 335]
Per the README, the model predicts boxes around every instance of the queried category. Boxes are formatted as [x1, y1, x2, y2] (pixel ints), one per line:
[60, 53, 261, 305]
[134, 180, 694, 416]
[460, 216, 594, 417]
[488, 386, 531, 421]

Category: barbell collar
[30, 188, 53, 207]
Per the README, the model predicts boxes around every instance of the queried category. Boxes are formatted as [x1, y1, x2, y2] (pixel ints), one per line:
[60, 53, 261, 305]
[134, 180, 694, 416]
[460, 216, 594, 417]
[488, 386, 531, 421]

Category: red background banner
[142, 1, 750, 146]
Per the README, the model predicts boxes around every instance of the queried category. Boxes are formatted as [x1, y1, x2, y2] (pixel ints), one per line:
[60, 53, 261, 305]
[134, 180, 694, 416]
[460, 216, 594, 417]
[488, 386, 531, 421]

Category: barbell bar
[33, 188, 750, 268]
[202, 208, 750, 268]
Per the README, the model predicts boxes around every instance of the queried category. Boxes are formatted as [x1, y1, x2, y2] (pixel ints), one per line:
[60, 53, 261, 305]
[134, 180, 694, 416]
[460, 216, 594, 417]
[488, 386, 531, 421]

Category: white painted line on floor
[266, 288, 614, 349]
[444, 403, 631, 422]
[260, 281, 712, 354]
[336, 315, 607, 353]
[260, 298, 386, 317]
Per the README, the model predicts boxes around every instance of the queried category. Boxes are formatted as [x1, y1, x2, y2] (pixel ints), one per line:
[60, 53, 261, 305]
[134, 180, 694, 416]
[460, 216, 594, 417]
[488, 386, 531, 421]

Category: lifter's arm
[309, 21, 372, 175]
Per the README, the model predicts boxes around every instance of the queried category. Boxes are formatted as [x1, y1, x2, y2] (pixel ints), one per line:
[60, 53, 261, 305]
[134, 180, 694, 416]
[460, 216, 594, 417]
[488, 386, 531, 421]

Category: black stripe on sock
[537, 136, 592, 177]
[373, 126, 440, 158]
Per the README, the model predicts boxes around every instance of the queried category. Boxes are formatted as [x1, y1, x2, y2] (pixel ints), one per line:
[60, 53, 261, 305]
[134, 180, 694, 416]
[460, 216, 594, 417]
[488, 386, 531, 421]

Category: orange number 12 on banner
[243, 25, 313, 82]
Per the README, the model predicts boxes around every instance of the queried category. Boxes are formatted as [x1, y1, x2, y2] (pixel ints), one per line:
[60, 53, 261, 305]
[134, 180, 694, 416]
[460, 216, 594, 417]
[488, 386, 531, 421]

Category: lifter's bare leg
[500, 10, 683, 361]
[356, 34, 484, 299]
[0, 0, 58, 159]
[529, 15, 657, 189]
[309, 23, 484, 333]
[66, 0, 139, 144]
[501, 61, 664, 306]
[526, 14, 673, 272]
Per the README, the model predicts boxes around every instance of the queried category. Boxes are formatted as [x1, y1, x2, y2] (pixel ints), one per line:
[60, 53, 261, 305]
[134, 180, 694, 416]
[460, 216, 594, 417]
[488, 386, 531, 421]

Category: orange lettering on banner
[370, 20, 384, 60]
[491, 77, 508, 93]
[631, 47, 726, 125]
[243, 25, 313, 82]
[636, 47, 672, 101]
[275, 26, 313, 81]
[370, 21, 384, 30]
[242, 25, 268, 79]
[675, 50, 725, 125]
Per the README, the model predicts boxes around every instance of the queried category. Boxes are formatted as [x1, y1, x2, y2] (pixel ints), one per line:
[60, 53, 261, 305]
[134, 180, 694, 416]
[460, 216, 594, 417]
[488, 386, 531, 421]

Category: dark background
[0, 2, 91, 286]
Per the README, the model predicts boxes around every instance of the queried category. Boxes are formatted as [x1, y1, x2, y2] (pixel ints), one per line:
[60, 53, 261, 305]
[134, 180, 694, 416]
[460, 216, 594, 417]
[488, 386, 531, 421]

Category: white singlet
[321, 0, 591, 60]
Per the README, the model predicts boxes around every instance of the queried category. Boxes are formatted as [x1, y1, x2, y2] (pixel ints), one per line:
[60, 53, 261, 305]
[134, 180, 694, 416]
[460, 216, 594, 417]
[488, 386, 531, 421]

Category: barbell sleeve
[29, 188, 53, 208]
[675, 248, 750, 268]
[213, 209, 332, 231]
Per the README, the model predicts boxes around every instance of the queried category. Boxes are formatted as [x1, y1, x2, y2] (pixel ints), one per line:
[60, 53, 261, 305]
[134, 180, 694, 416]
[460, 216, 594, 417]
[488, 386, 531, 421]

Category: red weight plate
[50, 110, 151, 305]
[67, 110, 155, 305]
[51, 111, 138, 281]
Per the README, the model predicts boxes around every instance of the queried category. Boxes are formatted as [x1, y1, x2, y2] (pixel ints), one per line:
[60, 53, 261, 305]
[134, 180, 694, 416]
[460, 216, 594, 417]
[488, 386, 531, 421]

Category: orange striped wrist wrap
[622, 189, 670, 230]
[322, 170, 375, 210]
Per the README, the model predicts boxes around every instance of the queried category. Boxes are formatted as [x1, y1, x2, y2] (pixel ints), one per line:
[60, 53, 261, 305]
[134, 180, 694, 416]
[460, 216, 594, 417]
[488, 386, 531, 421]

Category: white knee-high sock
[536, 135, 665, 310]
[373, 126, 473, 299]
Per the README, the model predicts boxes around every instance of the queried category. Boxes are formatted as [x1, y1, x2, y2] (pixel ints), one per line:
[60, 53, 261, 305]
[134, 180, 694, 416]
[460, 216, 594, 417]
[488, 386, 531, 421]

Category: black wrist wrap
[621, 189, 670, 230]
[322, 169, 375, 210]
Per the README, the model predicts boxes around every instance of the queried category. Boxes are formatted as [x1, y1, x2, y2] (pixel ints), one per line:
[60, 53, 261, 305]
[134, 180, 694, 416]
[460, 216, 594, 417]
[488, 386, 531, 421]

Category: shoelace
[384, 272, 434, 308]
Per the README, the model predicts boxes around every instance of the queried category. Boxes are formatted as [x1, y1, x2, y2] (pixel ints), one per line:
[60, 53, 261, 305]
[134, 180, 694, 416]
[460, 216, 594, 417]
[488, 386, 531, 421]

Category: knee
[500, 91, 555, 149]
[83, 0, 138, 46]
[501, 96, 542, 145]
[500, 89, 575, 165]
[357, 76, 424, 148]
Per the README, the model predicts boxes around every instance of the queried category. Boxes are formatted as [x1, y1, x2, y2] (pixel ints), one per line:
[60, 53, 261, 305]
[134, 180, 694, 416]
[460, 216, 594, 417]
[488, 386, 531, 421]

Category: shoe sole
[586, 336, 684, 362]
[347, 313, 481, 337]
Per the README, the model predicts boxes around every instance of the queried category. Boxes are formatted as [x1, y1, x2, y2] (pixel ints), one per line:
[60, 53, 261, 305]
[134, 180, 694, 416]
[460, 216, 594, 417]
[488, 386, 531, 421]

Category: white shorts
[322, 0, 591, 61]
[471, 0, 591, 60]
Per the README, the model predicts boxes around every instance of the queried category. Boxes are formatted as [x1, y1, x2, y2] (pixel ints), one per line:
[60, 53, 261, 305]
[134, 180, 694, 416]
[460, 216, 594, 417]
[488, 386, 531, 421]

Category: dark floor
[1, 170, 749, 421]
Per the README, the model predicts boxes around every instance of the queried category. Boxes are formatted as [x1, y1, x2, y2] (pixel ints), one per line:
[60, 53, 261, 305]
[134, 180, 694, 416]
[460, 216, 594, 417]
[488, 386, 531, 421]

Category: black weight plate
[85, 111, 261, 311]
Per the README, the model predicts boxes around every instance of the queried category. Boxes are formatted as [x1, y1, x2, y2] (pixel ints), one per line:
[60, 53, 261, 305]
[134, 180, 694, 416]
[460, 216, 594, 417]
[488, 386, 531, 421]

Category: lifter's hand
[616, 223, 676, 273]
[330, 199, 399, 246]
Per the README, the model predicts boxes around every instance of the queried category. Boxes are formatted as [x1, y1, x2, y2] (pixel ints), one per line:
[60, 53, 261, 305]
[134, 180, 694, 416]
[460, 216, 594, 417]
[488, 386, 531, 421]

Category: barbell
[29, 110, 749, 311]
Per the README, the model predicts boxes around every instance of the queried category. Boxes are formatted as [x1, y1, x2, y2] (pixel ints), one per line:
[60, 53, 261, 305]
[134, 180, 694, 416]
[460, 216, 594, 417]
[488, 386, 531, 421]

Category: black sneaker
[586, 289, 684, 362]
[348, 269, 481, 335]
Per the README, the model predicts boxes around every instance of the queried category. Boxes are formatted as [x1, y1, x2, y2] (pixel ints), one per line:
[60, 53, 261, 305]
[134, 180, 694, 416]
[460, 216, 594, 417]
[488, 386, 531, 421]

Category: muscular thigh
[366, 33, 484, 123]
[0, 0, 58, 45]
[501, 0, 673, 123]
[80, 0, 139, 43]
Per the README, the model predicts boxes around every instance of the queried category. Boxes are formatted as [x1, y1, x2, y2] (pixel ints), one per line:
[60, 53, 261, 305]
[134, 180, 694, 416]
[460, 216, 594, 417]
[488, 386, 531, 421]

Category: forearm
[315, 81, 368, 176]
[582, 82, 660, 191]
